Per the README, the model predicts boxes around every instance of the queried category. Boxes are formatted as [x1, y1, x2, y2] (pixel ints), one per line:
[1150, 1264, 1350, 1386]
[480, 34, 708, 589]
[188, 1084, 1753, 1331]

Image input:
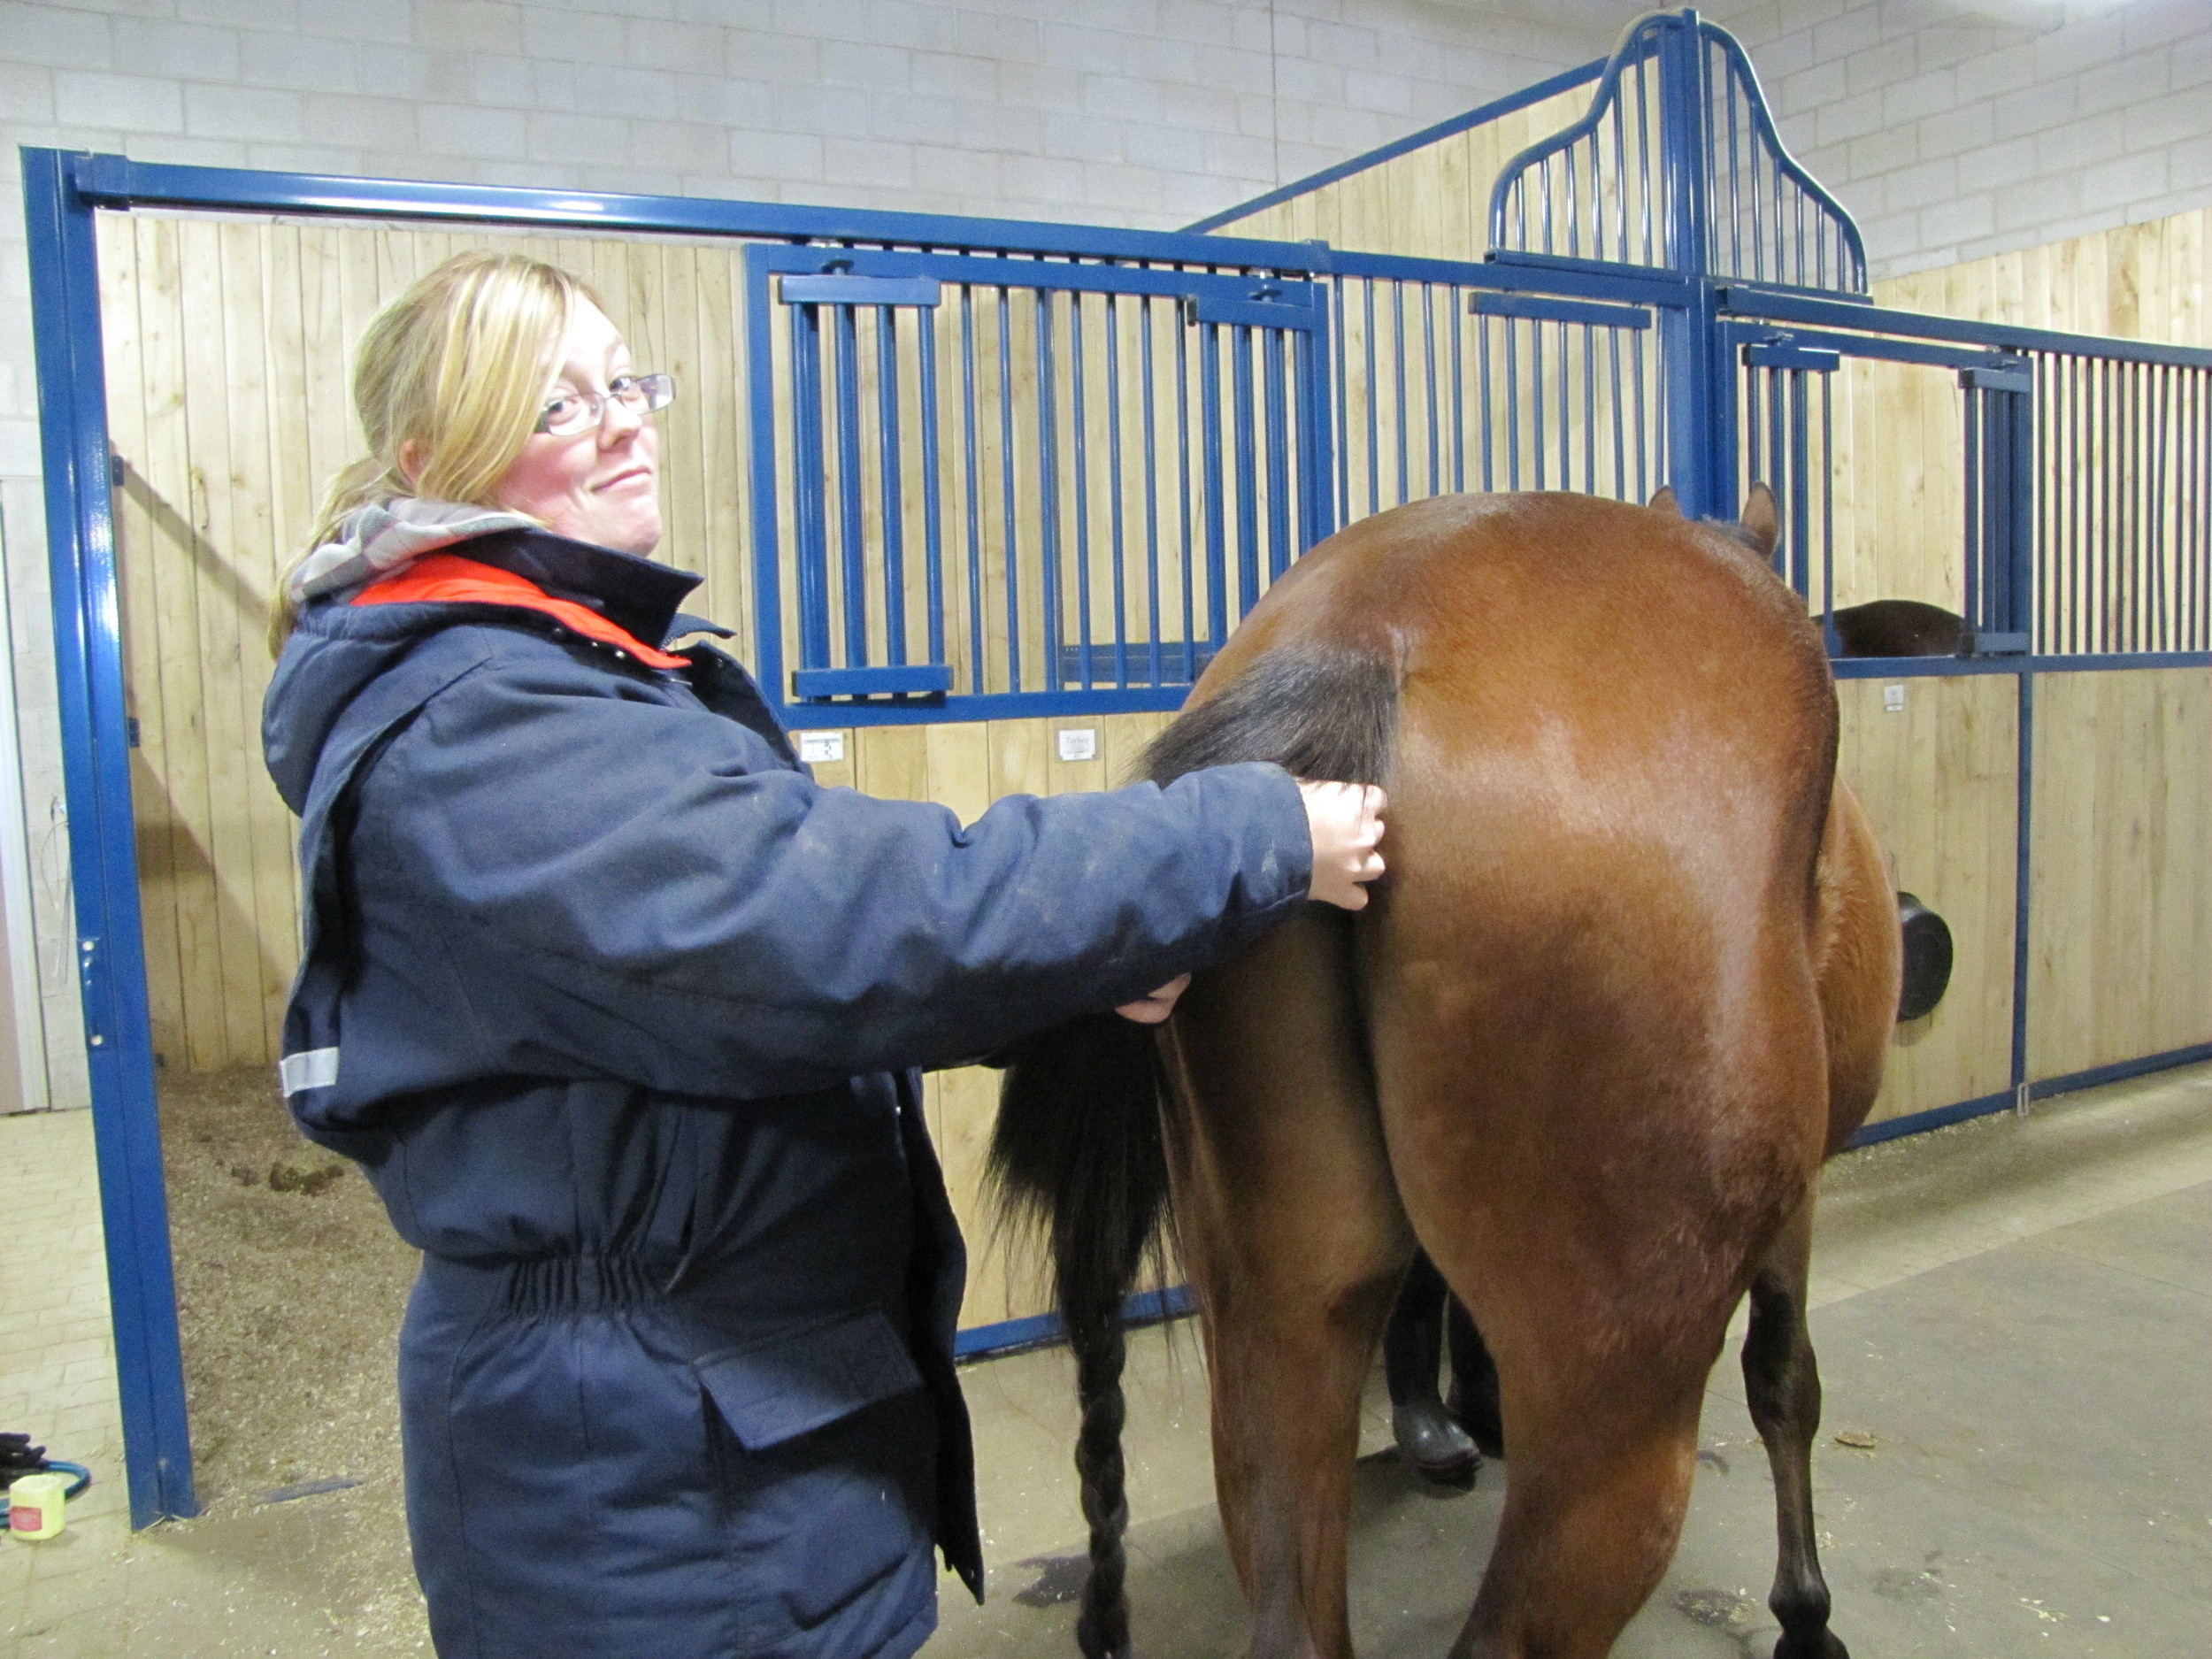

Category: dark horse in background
[992, 488, 1901, 1659]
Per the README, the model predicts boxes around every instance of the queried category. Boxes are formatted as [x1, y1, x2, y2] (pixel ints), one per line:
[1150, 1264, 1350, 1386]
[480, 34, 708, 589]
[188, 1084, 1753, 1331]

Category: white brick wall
[1708, 0, 2212, 280]
[0, 0, 1643, 1110]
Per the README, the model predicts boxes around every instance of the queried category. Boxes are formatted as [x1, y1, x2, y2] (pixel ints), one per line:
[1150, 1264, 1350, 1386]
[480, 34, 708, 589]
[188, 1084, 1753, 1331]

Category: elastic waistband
[421, 1252, 672, 1317]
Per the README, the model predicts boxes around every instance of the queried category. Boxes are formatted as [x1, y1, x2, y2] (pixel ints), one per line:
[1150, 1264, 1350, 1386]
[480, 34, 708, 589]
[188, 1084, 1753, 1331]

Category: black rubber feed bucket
[1896, 892, 1955, 1022]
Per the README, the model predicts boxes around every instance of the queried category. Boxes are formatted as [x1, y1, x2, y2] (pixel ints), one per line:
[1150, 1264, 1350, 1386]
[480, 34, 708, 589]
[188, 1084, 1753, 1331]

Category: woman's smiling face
[494, 300, 664, 556]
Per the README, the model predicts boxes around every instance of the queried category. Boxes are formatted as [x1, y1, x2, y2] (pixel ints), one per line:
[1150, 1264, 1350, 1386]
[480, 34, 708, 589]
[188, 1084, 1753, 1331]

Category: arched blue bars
[1489, 9, 1868, 297]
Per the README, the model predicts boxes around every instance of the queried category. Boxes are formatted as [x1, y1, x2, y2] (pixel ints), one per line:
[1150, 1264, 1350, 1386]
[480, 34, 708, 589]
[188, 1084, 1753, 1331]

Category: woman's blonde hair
[270, 251, 607, 651]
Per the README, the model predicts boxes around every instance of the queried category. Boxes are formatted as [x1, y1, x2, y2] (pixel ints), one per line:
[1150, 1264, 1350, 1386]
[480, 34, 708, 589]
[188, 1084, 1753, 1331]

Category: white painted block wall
[1708, 0, 2212, 279]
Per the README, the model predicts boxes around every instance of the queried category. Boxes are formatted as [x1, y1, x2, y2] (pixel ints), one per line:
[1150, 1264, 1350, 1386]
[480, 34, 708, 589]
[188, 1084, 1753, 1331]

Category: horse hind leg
[1439, 1316, 1713, 1659]
[1163, 912, 1411, 1659]
[1743, 1200, 1850, 1659]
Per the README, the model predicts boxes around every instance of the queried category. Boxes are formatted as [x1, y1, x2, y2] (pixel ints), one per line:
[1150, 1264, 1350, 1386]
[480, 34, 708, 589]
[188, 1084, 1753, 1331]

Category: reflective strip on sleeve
[278, 1048, 340, 1096]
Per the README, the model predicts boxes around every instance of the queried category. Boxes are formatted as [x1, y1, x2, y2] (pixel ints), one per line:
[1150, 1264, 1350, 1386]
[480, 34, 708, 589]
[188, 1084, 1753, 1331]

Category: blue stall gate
[23, 8, 2212, 1525]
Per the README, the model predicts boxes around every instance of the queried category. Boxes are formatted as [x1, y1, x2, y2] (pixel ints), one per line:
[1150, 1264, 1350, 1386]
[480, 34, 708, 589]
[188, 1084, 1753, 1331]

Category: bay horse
[991, 488, 1900, 1659]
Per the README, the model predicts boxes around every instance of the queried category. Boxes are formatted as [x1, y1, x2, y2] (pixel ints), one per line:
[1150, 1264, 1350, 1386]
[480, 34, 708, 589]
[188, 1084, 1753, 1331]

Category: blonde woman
[264, 252, 1385, 1659]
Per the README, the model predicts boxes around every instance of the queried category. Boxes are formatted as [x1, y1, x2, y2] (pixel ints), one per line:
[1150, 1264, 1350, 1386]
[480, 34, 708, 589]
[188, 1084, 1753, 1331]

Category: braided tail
[1071, 1306, 1134, 1659]
[988, 1011, 1171, 1659]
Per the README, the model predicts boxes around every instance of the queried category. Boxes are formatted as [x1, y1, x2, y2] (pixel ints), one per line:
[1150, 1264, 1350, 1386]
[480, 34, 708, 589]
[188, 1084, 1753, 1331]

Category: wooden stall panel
[1212, 83, 1592, 263]
[783, 712, 1171, 1327]
[2027, 668, 2212, 1082]
[1824, 357, 1968, 615]
[1836, 673, 2018, 1125]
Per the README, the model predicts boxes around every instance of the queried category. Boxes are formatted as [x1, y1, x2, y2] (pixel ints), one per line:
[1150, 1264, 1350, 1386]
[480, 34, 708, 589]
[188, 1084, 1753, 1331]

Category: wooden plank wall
[2027, 669, 2212, 1082]
[1836, 675, 2018, 1125]
[1203, 85, 1590, 262]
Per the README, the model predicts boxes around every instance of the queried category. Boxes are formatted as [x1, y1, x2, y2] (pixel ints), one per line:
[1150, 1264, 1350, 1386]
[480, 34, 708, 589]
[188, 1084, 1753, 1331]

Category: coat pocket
[695, 1309, 924, 1451]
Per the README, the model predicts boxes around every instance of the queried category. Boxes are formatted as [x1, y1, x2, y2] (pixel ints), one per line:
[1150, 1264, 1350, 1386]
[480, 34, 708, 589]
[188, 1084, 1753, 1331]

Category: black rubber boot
[1385, 1254, 1480, 1484]
[1444, 1299, 1505, 1461]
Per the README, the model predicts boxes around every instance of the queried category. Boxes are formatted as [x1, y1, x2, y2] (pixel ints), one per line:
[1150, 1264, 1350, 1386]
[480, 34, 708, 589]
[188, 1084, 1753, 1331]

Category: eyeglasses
[535, 373, 677, 436]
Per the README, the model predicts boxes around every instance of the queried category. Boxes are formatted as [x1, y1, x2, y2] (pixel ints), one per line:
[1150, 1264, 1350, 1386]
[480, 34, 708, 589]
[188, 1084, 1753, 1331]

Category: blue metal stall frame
[20, 7, 2212, 1522]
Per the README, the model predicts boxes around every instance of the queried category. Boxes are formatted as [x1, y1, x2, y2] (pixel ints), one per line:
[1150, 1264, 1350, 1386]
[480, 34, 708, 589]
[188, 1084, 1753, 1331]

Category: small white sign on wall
[1056, 728, 1098, 763]
[1883, 684, 1907, 713]
[796, 731, 846, 764]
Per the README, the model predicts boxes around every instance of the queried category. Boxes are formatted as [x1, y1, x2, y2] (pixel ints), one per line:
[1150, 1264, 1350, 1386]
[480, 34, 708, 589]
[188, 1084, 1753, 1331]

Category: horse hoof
[1392, 1402, 1480, 1483]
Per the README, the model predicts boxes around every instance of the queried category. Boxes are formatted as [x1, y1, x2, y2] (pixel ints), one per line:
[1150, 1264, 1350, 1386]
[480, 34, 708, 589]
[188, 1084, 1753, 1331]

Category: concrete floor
[4, 1060, 2209, 1657]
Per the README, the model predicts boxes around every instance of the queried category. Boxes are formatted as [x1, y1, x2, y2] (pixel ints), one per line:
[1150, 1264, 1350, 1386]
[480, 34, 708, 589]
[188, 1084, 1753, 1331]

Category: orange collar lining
[351, 554, 689, 669]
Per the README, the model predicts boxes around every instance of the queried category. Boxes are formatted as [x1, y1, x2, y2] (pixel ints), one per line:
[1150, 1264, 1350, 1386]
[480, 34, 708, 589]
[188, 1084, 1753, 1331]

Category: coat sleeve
[352, 654, 1314, 1099]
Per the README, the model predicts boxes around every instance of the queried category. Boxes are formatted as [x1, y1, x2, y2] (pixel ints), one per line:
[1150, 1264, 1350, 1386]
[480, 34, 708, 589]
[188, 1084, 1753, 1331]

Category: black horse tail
[988, 1012, 1166, 1659]
[988, 641, 1399, 1659]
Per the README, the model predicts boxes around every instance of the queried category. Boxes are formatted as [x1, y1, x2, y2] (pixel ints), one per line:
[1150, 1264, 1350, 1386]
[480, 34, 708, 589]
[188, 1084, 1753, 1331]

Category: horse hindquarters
[1362, 780, 1838, 1659]
[1161, 910, 1412, 1659]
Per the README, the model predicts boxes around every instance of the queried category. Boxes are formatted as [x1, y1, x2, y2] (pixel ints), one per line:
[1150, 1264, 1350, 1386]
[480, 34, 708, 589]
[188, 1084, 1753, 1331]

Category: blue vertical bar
[1479, 307, 1496, 489]
[1105, 295, 1129, 688]
[742, 248, 789, 710]
[1231, 324, 1260, 615]
[1636, 52, 1655, 267]
[789, 301, 831, 671]
[1070, 296, 1094, 689]
[1503, 317, 1520, 489]
[1391, 283, 1409, 506]
[1581, 324, 1597, 492]
[1449, 289, 1466, 493]
[1820, 371, 1836, 647]
[1363, 280, 1379, 518]
[1532, 321, 1548, 489]
[874, 308, 907, 666]
[1307, 297, 1336, 548]
[22, 148, 198, 1529]
[833, 304, 868, 668]
[1661, 13, 1709, 279]
[1963, 387, 1982, 629]
[1332, 275, 1350, 533]
[1198, 312, 1229, 645]
[959, 288, 986, 691]
[1421, 286, 1440, 498]
[1036, 289, 1063, 688]
[997, 288, 1022, 689]
[1263, 325, 1291, 579]
[1786, 370, 1809, 595]
[1140, 296, 1164, 687]
[917, 307, 946, 670]
[1608, 327, 1625, 497]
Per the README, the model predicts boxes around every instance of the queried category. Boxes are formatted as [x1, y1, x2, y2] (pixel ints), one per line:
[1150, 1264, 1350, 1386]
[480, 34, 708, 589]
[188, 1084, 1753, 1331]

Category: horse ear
[1647, 485, 1682, 518]
[1740, 482, 1780, 557]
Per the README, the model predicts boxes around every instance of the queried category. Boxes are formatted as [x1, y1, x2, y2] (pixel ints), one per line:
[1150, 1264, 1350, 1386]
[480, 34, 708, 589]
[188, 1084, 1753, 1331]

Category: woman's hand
[1115, 973, 1191, 1025]
[1112, 779, 1385, 1022]
[1299, 780, 1388, 910]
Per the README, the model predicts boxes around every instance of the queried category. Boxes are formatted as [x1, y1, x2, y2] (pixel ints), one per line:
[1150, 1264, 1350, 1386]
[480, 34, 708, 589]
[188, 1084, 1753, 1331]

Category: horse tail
[988, 1012, 1165, 1659]
[989, 640, 1399, 1659]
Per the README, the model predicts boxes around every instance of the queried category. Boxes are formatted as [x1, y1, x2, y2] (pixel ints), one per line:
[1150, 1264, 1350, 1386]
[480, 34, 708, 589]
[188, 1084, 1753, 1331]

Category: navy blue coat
[262, 528, 1312, 1659]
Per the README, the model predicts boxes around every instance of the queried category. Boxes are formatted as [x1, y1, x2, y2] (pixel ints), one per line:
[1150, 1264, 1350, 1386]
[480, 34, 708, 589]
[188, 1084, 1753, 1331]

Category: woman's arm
[357, 662, 1321, 1097]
